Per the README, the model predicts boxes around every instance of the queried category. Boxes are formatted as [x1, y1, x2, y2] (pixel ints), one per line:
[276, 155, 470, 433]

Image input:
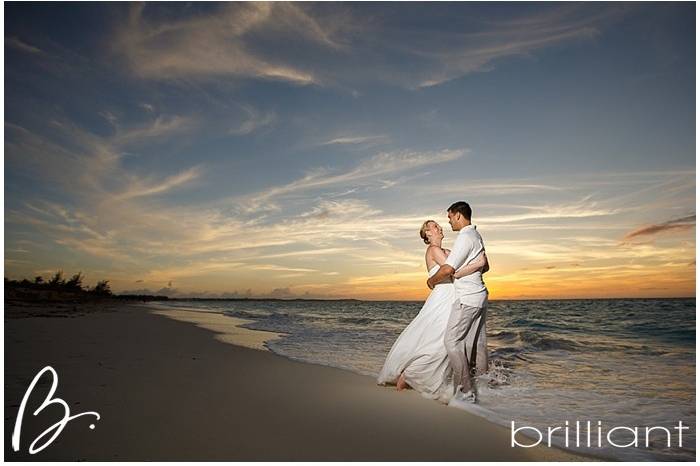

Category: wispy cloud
[319, 134, 390, 146]
[6, 120, 121, 194]
[111, 3, 631, 90]
[623, 215, 696, 241]
[140, 260, 247, 282]
[481, 200, 623, 224]
[115, 166, 204, 200]
[99, 110, 118, 127]
[410, 4, 633, 88]
[6, 36, 42, 54]
[114, 3, 337, 85]
[244, 247, 352, 261]
[229, 105, 277, 136]
[5, 2, 693, 299]
[6, 116, 200, 206]
[425, 181, 565, 196]
[250, 265, 317, 273]
[112, 115, 196, 145]
[6, 117, 693, 297]
[231, 148, 466, 212]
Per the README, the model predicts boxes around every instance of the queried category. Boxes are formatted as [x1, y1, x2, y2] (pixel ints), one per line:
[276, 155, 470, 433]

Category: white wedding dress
[377, 264, 456, 404]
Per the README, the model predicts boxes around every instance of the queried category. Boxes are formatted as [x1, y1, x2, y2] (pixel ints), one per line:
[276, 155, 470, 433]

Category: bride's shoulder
[424, 245, 437, 259]
[426, 245, 448, 260]
[425, 244, 441, 254]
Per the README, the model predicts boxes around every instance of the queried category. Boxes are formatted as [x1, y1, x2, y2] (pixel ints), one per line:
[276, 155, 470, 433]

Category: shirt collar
[459, 224, 476, 233]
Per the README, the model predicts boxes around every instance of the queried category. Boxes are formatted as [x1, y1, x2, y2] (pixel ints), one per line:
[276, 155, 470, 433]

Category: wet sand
[5, 301, 600, 461]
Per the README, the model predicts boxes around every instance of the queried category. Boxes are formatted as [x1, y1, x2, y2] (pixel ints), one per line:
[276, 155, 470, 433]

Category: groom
[426, 201, 489, 404]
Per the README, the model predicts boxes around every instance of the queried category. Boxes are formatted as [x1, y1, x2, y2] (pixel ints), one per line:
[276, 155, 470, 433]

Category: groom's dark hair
[447, 201, 472, 220]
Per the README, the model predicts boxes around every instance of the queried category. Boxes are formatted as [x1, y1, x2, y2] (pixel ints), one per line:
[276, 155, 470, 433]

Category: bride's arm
[453, 251, 488, 279]
[429, 246, 449, 266]
[426, 246, 456, 285]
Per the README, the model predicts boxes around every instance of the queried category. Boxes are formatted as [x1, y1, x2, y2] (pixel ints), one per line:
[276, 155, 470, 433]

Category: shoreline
[141, 303, 605, 461]
[6, 300, 601, 461]
[146, 305, 287, 351]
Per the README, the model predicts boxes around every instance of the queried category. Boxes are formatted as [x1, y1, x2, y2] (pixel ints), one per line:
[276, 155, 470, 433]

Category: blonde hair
[419, 220, 436, 245]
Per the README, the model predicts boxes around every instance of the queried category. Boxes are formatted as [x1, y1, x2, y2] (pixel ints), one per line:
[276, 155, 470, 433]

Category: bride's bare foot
[397, 372, 409, 391]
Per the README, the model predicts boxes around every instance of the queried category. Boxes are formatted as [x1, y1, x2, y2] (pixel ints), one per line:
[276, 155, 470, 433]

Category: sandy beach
[5, 300, 599, 461]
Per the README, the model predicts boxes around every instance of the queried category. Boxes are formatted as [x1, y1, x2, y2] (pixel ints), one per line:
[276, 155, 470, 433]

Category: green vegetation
[6, 270, 113, 296]
[5, 271, 169, 302]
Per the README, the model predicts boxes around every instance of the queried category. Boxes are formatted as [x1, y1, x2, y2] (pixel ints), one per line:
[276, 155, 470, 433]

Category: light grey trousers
[444, 297, 489, 392]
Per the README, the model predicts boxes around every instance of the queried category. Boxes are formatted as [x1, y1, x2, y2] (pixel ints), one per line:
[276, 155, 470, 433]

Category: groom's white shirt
[444, 224, 488, 307]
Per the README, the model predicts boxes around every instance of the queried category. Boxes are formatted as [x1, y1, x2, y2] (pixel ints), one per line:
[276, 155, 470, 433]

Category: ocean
[149, 297, 695, 461]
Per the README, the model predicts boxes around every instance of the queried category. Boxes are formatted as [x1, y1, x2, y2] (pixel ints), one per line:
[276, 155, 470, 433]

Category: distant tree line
[5, 271, 170, 302]
[115, 294, 170, 301]
[5, 270, 113, 296]
[5, 271, 170, 301]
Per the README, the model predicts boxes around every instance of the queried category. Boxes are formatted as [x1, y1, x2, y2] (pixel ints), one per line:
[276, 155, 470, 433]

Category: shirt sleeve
[444, 233, 474, 270]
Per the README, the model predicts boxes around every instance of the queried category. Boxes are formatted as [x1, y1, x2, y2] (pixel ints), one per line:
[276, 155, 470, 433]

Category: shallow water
[151, 298, 696, 461]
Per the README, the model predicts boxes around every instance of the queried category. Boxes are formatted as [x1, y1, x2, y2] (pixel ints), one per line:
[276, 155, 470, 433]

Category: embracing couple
[377, 201, 489, 407]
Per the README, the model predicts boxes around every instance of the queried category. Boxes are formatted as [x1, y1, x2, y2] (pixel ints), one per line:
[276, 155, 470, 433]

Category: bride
[377, 219, 489, 404]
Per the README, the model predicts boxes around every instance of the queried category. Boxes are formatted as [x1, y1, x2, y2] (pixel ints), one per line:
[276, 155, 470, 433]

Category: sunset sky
[5, 2, 696, 300]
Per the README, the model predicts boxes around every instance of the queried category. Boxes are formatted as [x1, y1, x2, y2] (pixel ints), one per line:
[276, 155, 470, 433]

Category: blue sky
[4, 2, 696, 299]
